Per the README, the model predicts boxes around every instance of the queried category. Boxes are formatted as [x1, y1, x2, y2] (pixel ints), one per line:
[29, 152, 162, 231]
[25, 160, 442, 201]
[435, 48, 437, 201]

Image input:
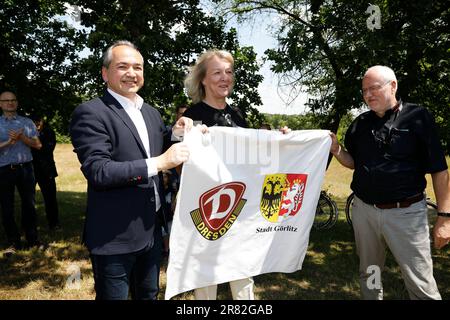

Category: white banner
[165, 127, 331, 300]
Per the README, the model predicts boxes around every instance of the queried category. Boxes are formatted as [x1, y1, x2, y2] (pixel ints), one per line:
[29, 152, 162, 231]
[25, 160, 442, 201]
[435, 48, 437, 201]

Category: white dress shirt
[108, 89, 161, 211]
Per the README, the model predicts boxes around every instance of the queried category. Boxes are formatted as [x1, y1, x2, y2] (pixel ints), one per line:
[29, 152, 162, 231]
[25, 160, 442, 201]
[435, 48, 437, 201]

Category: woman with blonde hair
[182, 49, 254, 300]
[183, 49, 247, 128]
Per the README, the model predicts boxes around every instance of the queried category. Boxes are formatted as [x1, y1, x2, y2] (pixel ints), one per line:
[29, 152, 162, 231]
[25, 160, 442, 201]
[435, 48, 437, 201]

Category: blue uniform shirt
[0, 114, 38, 167]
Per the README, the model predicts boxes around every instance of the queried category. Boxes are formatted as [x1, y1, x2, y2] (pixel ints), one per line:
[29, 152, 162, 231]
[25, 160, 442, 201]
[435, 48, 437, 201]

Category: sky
[221, 11, 309, 115]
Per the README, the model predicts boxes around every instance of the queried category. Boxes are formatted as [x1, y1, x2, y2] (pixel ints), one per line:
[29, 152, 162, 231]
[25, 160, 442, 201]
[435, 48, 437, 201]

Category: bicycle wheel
[345, 192, 355, 227]
[313, 191, 339, 230]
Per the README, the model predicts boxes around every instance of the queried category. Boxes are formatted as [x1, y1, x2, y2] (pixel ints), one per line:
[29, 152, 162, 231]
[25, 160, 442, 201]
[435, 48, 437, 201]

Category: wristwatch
[437, 212, 450, 217]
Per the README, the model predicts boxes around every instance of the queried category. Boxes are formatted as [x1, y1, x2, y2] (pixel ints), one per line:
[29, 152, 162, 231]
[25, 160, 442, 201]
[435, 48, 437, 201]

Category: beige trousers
[352, 195, 441, 300]
[194, 277, 255, 300]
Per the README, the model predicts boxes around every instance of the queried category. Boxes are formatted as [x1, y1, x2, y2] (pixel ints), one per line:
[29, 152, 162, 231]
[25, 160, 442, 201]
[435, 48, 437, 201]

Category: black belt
[0, 162, 32, 170]
[374, 193, 424, 209]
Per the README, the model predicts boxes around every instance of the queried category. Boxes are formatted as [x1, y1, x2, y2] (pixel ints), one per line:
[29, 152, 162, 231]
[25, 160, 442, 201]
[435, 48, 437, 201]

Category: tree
[230, 40, 264, 127]
[73, 0, 264, 126]
[225, 0, 450, 152]
[0, 0, 86, 134]
[1, 0, 264, 133]
[263, 111, 353, 135]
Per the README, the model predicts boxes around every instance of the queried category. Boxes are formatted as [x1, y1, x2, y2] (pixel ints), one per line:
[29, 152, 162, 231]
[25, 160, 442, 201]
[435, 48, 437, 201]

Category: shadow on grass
[1, 193, 449, 299]
[210, 197, 450, 300]
[250, 219, 361, 300]
[0, 190, 90, 293]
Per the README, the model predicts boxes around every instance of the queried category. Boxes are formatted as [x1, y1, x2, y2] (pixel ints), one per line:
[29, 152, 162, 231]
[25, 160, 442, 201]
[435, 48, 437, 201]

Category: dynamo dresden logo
[190, 182, 247, 241]
[260, 174, 308, 223]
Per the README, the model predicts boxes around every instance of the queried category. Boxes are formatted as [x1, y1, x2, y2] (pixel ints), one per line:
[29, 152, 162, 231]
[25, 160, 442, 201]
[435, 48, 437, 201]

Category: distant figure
[31, 114, 61, 231]
[169, 104, 189, 189]
[161, 170, 176, 257]
[0, 91, 42, 254]
[175, 104, 188, 122]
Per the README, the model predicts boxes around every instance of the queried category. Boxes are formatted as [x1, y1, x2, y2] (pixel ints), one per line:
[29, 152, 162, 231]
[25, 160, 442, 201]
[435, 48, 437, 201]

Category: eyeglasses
[362, 81, 391, 96]
[0, 99, 17, 103]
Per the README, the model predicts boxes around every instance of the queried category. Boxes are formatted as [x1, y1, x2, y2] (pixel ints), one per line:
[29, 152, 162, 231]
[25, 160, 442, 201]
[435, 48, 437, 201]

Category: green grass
[0, 144, 449, 299]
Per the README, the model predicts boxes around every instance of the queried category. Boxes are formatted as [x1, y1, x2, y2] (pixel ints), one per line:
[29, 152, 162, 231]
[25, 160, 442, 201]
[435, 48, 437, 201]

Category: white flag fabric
[165, 127, 331, 300]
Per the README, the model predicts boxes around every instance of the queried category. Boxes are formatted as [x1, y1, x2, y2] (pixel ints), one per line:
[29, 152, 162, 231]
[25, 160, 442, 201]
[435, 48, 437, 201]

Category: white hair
[365, 65, 397, 82]
[365, 65, 398, 92]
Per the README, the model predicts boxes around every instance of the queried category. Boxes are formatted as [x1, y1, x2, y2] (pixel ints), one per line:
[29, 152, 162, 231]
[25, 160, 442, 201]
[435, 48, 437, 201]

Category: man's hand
[8, 128, 23, 142]
[431, 170, 450, 249]
[156, 143, 190, 171]
[172, 116, 193, 137]
[329, 132, 341, 155]
[279, 126, 291, 134]
[9, 128, 42, 149]
[328, 131, 354, 169]
[433, 217, 450, 249]
[196, 123, 208, 133]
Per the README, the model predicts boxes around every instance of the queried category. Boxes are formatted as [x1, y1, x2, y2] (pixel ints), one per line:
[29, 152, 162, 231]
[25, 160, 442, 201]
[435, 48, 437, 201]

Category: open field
[0, 144, 448, 300]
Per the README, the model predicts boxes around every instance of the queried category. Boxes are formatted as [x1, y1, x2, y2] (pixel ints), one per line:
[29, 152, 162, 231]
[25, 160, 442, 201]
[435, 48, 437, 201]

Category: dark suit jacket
[70, 91, 169, 255]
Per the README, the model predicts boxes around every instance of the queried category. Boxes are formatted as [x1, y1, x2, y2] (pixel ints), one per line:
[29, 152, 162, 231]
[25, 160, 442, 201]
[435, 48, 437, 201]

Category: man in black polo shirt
[330, 65, 450, 300]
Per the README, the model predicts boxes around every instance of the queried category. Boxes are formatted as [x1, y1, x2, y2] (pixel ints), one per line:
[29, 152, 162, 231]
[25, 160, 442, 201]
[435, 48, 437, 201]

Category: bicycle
[313, 190, 339, 230]
[345, 192, 438, 227]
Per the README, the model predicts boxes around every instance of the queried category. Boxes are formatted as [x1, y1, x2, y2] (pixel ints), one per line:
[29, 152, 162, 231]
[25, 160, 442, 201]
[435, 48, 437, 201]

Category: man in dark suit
[70, 40, 192, 300]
